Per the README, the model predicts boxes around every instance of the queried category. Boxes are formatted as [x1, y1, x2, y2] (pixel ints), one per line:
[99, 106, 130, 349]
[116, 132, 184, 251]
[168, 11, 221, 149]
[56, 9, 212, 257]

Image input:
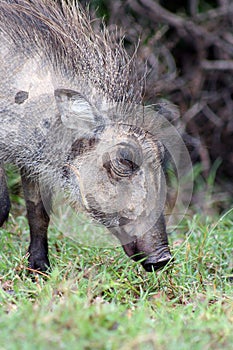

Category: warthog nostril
[142, 251, 172, 272]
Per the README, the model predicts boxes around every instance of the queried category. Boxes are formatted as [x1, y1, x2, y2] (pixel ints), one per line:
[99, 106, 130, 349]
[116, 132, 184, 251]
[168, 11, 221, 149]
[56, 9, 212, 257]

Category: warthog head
[55, 89, 173, 272]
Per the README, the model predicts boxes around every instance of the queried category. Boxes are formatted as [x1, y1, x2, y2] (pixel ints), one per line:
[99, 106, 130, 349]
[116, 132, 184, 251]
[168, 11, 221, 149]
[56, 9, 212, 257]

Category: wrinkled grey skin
[0, 0, 173, 272]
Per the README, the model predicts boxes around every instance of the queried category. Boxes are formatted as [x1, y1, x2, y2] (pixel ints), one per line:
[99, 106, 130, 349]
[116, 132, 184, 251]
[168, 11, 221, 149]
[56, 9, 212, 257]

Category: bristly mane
[0, 0, 143, 104]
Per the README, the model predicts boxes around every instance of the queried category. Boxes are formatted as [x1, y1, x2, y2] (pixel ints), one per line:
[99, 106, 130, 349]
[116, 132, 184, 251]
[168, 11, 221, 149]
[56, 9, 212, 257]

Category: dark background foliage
[77, 0, 233, 209]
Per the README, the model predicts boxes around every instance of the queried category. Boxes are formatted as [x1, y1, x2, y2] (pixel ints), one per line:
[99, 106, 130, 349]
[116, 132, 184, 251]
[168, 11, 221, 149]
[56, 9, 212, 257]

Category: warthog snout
[123, 240, 172, 272]
[142, 250, 172, 272]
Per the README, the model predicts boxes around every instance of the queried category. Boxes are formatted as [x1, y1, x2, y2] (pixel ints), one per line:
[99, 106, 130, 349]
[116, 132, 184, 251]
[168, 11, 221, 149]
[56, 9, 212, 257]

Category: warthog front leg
[21, 169, 51, 271]
[0, 164, 11, 227]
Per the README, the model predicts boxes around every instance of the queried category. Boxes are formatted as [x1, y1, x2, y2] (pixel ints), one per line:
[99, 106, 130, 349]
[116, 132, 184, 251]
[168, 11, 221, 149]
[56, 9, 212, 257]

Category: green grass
[0, 209, 233, 349]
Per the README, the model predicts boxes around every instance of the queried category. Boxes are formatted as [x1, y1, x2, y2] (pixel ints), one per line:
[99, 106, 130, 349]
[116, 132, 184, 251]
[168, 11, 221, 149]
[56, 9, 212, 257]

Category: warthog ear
[54, 89, 98, 133]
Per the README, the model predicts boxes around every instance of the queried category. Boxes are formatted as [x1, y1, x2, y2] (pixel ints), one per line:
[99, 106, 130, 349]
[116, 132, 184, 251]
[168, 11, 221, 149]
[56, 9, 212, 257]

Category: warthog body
[0, 0, 174, 272]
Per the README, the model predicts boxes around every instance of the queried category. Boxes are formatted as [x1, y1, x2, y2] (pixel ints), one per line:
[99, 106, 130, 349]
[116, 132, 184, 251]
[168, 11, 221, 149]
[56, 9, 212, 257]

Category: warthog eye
[114, 148, 139, 176]
[103, 145, 141, 179]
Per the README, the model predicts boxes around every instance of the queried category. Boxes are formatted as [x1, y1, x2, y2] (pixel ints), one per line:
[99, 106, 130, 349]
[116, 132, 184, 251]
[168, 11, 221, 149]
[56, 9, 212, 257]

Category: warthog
[0, 0, 177, 272]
